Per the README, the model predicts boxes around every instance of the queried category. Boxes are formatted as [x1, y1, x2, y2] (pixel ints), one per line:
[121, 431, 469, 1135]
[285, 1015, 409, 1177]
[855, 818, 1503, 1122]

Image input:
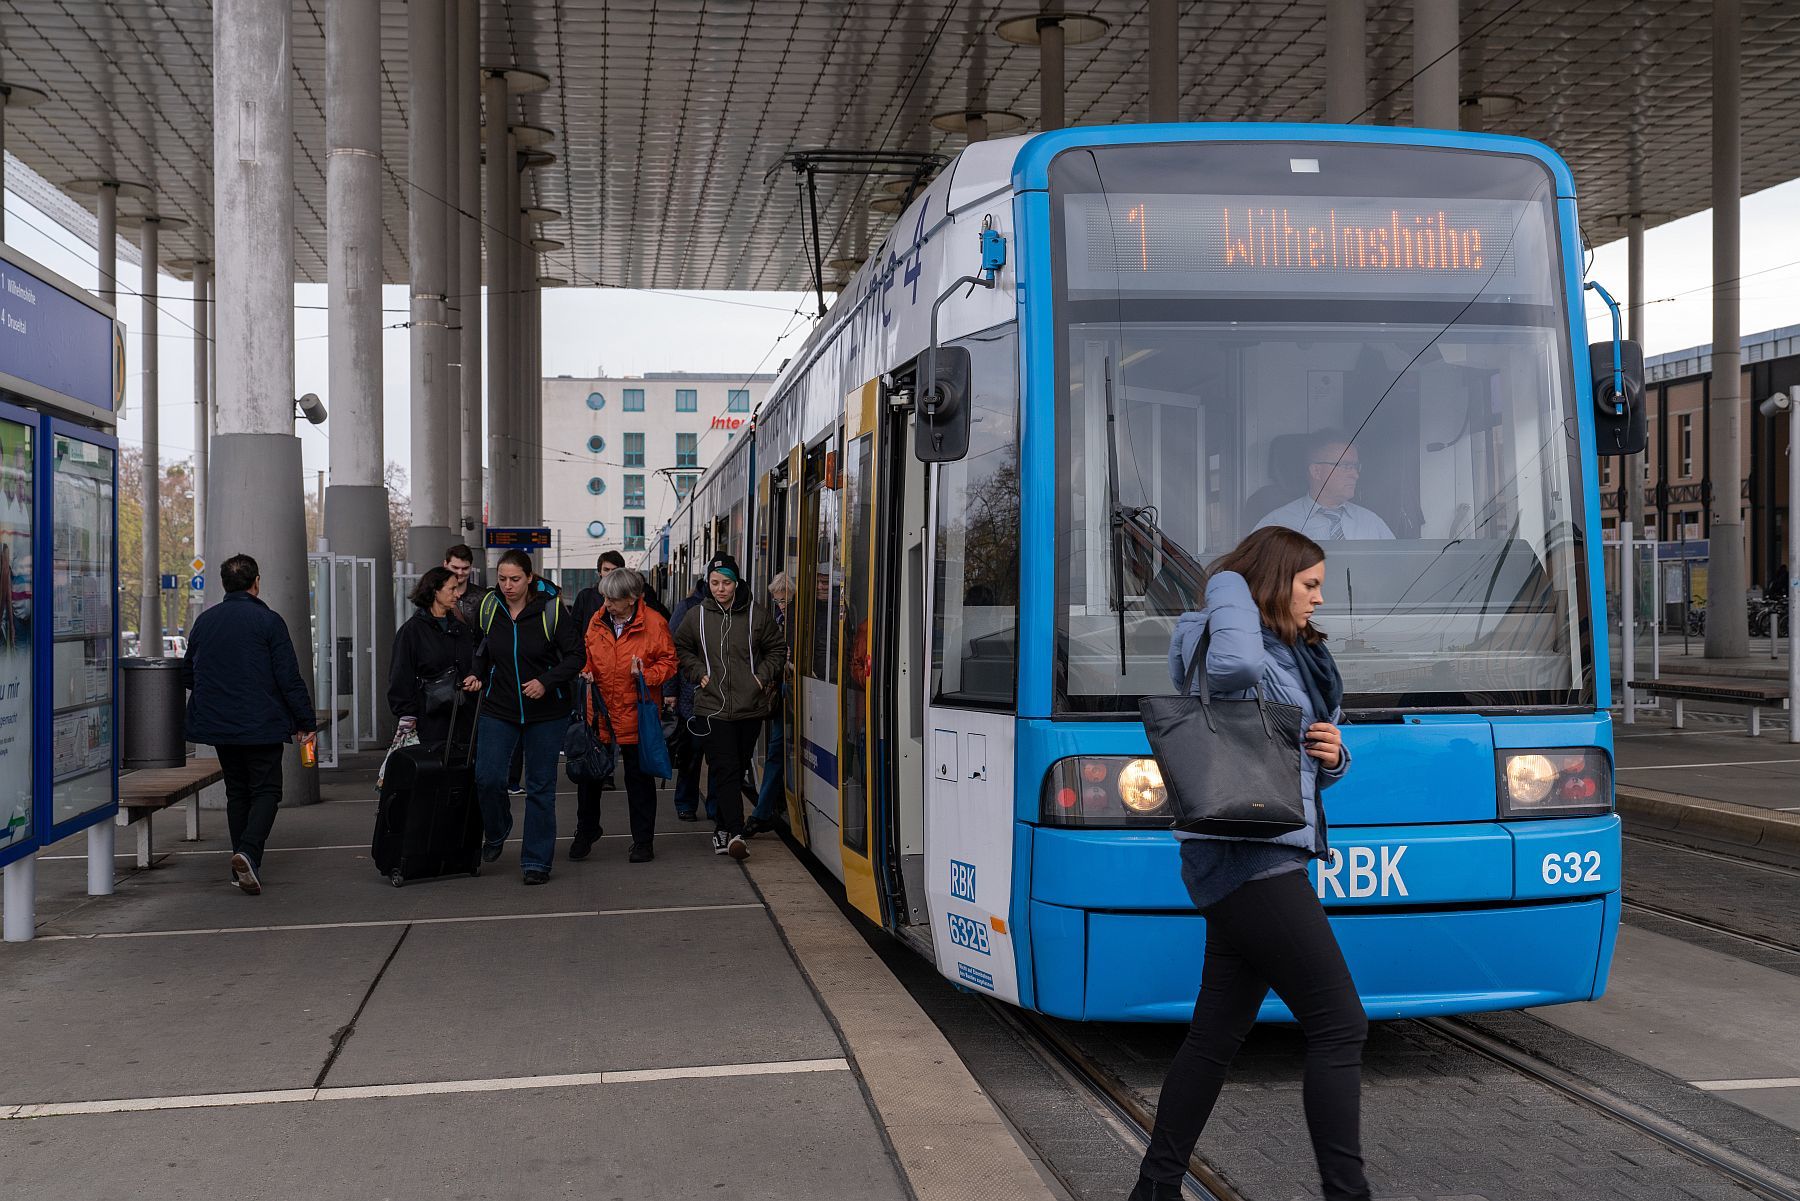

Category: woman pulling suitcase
[388, 566, 483, 744]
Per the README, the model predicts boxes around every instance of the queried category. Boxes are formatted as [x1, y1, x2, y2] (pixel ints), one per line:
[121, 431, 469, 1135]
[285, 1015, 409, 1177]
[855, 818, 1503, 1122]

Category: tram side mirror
[1588, 338, 1647, 456]
[915, 346, 973, 463]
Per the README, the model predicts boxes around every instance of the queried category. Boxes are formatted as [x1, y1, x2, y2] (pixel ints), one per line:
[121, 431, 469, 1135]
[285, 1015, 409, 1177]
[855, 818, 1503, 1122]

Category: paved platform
[0, 753, 1053, 1201]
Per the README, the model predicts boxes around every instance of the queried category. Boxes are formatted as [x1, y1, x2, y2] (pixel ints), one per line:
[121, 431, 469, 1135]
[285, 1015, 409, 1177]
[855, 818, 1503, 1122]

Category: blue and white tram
[650, 123, 1641, 1021]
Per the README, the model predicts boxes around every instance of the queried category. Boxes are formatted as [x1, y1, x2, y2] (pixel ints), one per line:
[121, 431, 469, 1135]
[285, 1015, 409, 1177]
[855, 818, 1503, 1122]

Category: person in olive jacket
[673, 553, 786, 860]
[472, 550, 582, 885]
[387, 566, 483, 746]
[181, 554, 317, 896]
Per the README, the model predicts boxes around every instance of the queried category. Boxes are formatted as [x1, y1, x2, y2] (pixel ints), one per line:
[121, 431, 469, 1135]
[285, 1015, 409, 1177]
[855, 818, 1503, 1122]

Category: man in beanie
[672, 553, 786, 859]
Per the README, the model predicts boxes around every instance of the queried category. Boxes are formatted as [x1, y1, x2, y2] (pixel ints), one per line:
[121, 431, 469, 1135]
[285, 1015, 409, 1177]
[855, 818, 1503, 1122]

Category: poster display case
[0, 403, 35, 866]
[42, 421, 116, 839]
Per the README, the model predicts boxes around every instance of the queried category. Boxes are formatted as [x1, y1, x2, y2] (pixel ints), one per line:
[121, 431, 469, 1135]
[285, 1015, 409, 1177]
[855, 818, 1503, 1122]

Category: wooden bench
[1626, 676, 1792, 737]
[116, 757, 224, 868]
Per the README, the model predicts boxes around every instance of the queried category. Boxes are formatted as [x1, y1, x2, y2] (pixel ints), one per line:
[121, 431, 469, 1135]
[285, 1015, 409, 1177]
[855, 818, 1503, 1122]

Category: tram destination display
[1062, 193, 1555, 303]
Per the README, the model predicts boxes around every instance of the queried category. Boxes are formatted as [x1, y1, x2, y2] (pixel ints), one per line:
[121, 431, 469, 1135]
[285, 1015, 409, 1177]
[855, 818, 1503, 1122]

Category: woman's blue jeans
[476, 714, 565, 873]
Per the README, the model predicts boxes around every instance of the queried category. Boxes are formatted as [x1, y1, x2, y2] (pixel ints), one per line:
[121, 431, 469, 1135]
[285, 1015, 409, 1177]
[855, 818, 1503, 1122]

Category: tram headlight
[1117, 759, 1167, 813]
[1041, 757, 1171, 826]
[1497, 749, 1613, 818]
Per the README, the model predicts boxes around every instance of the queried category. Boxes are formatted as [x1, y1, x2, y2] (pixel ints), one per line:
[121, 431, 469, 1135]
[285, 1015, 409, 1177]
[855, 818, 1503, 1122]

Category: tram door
[838, 381, 882, 922]
[780, 446, 807, 845]
[794, 432, 843, 882]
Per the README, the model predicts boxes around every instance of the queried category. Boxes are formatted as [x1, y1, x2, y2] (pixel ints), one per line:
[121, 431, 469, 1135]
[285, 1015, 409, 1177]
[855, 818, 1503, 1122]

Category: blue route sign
[0, 247, 118, 414]
[160, 574, 178, 590]
[190, 574, 205, 591]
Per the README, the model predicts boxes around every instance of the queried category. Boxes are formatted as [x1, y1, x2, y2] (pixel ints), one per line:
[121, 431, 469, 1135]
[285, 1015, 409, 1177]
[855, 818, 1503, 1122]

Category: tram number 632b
[1541, 850, 1604, 886]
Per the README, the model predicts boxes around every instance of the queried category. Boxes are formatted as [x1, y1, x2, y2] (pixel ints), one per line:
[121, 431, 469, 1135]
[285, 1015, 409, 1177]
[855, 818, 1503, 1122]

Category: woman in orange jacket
[575, 567, 678, 863]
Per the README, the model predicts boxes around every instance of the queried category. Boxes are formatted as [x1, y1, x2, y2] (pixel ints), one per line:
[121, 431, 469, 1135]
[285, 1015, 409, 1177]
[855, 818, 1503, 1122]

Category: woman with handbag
[387, 566, 482, 746]
[576, 567, 678, 864]
[1132, 526, 1370, 1201]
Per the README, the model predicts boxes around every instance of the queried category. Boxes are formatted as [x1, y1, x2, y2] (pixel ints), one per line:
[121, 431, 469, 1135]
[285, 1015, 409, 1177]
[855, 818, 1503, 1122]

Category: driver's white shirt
[1255, 497, 1396, 541]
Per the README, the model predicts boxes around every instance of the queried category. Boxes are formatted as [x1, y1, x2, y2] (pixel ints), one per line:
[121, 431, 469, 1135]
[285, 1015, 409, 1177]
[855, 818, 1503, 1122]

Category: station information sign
[0, 247, 118, 416]
[485, 527, 552, 550]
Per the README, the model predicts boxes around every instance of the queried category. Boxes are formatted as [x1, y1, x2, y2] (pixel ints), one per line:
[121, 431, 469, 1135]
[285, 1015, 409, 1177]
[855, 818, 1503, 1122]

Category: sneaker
[229, 853, 261, 895]
[522, 869, 550, 886]
[711, 830, 729, 855]
[628, 841, 654, 864]
[481, 840, 505, 863]
[727, 835, 749, 861]
[570, 831, 598, 861]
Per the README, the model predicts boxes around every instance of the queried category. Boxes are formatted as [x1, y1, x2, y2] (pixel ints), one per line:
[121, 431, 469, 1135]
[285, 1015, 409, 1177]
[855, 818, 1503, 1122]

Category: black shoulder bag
[1138, 625, 1307, 838]
[565, 677, 618, 786]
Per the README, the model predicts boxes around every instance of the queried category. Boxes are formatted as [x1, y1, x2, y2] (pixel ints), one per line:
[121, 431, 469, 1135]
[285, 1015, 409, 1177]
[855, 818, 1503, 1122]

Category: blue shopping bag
[634, 674, 673, 779]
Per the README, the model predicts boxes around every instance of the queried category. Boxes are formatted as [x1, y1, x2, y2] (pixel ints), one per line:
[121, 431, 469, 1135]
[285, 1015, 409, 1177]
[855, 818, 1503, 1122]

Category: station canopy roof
[1, 0, 1796, 290]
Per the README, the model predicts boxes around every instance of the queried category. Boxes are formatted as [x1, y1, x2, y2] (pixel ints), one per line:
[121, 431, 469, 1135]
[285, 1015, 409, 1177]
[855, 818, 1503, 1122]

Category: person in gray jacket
[673, 553, 786, 860]
[1132, 525, 1370, 1201]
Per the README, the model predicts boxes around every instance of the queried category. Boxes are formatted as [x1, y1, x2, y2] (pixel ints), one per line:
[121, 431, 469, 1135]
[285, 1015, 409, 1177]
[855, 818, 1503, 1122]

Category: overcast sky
[5, 174, 1798, 480]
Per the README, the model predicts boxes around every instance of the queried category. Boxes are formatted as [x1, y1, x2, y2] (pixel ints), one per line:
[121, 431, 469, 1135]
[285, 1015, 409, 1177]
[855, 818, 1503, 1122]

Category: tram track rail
[992, 1003, 1244, 1201]
[1420, 1016, 1800, 1201]
[1622, 831, 1800, 956]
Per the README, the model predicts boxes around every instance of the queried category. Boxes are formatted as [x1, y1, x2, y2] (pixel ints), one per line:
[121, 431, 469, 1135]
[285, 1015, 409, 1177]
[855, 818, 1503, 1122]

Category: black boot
[1127, 1177, 1183, 1201]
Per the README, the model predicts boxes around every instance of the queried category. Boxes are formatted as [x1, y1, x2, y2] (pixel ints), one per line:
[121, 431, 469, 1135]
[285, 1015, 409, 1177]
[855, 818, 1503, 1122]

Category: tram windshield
[1050, 141, 1593, 713]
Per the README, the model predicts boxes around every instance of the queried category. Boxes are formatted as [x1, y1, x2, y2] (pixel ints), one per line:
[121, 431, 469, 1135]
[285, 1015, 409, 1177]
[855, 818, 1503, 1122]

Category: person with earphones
[673, 553, 786, 860]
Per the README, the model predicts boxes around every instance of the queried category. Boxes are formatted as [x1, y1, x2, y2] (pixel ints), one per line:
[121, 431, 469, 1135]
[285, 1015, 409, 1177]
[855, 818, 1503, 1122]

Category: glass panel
[932, 327, 1020, 709]
[622, 388, 645, 412]
[1050, 142, 1589, 714]
[729, 389, 750, 412]
[803, 470, 840, 685]
[624, 474, 645, 509]
[51, 432, 113, 828]
[676, 389, 697, 412]
[676, 433, 698, 468]
[0, 418, 32, 848]
[624, 517, 646, 551]
[624, 432, 645, 467]
[838, 433, 874, 855]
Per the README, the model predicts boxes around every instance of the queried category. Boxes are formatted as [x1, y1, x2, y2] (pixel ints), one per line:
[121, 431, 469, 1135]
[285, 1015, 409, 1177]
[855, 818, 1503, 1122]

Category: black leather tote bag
[1138, 626, 1307, 838]
[565, 677, 618, 786]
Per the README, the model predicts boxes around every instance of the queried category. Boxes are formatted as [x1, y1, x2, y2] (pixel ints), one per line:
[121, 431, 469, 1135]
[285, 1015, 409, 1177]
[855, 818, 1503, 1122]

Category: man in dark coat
[181, 554, 318, 895]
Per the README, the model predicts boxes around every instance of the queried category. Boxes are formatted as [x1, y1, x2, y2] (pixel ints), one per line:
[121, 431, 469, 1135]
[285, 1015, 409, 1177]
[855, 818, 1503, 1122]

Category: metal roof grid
[3, 0, 1799, 293]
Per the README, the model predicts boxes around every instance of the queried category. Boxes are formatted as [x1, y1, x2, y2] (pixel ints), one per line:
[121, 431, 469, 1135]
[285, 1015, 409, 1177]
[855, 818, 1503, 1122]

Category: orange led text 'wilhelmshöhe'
[1220, 207, 1485, 271]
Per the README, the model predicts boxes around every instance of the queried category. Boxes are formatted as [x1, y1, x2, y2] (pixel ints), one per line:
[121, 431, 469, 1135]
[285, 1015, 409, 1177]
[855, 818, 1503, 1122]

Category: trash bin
[121, 658, 187, 769]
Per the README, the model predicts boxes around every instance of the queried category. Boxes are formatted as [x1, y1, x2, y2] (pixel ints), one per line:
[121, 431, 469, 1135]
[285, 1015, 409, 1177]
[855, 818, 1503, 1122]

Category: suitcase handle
[444, 686, 480, 770]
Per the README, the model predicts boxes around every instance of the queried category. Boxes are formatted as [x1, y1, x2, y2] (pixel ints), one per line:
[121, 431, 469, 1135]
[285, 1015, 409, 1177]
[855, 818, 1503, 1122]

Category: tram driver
[1254, 429, 1395, 542]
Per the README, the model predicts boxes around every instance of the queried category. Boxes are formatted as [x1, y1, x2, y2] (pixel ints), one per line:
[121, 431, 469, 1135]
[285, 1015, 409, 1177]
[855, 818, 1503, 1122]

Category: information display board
[45, 426, 115, 833]
[486, 527, 552, 549]
[0, 411, 32, 862]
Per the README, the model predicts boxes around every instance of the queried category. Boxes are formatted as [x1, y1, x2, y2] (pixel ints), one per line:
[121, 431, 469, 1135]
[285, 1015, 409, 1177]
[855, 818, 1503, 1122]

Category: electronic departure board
[1062, 193, 1556, 304]
[485, 527, 552, 549]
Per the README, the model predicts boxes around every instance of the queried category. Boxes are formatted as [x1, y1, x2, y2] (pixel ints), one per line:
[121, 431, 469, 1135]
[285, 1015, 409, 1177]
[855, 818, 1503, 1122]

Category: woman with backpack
[472, 550, 581, 885]
[1131, 525, 1369, 1201]
[673, 554, 786, 860]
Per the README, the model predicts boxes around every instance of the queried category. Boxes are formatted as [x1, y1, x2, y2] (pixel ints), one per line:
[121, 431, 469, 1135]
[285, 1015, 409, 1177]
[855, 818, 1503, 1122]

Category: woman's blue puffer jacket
[1165, 570, 1349, 857]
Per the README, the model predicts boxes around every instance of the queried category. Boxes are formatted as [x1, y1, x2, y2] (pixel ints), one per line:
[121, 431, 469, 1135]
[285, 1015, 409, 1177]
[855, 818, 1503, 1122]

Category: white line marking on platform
[0, 1059, 850, 1120]
[1617, 758, 1800, 771]
[39, 831, 714, 862]
[1691, 1077, 1800, 1092]
[34, 902, 763, 941]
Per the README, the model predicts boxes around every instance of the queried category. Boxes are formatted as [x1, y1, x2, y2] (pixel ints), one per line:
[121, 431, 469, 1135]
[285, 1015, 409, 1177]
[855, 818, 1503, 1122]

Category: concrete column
[441, 9, 464, 541]
[1706, 0, 1748, 658]
[1147, 0, 1179, 122]
[504, 147, 522, 524]
[213, 0, 318, 806]
[325, 0, 395, 739]
[483, 72, 512, 536]
[1326, 0, 1367, 123]
[515, 204, 532, 523]
[1626, 215, 1646, 537]
[87, 821, 114, 896]
[1039, 17, 1066, 131]
[458, 0, 483, 552]
[965, 114, 990, 143]
[96, 183, 119, 306]
[1412, 0, 1458, 130]
[139, 216, 161, 651]
[407, 0, 453, 560]
[528, 269, 542, 524]
[191, 258, 211, 586]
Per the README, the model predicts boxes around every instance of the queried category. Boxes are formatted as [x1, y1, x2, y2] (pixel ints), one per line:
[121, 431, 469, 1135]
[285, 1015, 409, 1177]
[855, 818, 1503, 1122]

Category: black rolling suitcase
[372, 693, 484, 887]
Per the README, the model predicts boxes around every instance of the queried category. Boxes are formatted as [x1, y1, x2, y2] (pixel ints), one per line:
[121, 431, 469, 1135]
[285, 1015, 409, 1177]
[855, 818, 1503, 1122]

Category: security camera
[1759, 388, 1795, 418]
[296, 392, 327, 424]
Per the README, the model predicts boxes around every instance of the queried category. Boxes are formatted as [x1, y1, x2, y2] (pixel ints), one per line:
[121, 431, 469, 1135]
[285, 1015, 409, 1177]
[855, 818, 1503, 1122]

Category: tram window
[932, 324, 1020, 709]
[804, 441, 840, 685]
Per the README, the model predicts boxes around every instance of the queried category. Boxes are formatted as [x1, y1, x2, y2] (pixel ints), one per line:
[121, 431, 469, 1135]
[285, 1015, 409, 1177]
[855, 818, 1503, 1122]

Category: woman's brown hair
[1210, 526, 1328, 645]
